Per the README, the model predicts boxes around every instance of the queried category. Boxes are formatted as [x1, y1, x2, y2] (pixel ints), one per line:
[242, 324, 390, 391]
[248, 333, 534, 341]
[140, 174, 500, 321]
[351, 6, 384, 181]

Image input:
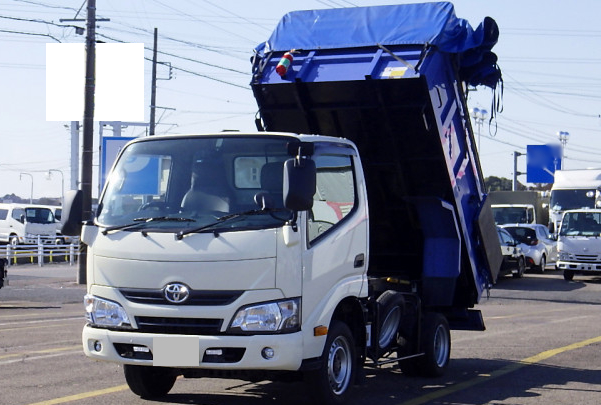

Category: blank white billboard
[46, 43, 144, 121]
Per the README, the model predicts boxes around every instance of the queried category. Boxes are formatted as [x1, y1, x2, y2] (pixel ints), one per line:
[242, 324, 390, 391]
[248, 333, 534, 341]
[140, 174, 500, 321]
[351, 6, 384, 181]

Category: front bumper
[82, 324, 304, 371]
[556, 261, 601, 273]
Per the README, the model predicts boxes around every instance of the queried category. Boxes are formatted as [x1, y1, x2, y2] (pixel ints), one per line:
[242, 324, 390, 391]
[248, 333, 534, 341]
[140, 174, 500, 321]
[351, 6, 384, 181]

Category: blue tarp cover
[256, 2, 501, 88]
[260, 2, 490, 53]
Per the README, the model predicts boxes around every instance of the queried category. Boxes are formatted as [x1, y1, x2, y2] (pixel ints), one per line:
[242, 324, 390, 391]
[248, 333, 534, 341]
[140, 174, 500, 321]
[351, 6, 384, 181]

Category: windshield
[559, 211, 601, 236]
[25, 207, 54, 224]
[97, 135, 295, 233]
[503, 226, 536, 244]
[492, 206, 534, 224]
[550, 189, 596, 211]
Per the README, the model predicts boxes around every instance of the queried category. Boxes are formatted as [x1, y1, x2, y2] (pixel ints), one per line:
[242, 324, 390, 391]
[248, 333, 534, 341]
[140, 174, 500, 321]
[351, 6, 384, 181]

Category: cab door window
[308, 154, 356, 244]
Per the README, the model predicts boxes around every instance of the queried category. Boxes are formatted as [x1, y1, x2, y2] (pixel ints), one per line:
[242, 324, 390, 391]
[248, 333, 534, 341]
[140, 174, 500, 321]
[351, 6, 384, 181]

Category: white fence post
[69, 243, 75, 266]
[6, 243, 11, 267]
[37, 235, 43, 267]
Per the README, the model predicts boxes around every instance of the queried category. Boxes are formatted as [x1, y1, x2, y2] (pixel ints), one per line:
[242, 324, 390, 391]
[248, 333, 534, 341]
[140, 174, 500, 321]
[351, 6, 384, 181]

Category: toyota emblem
[164, 283, 190, 304]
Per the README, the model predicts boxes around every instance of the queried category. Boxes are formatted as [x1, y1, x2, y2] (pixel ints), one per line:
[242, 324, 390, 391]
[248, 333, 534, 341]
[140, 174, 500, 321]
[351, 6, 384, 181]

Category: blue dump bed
[251, 2, 502, 316]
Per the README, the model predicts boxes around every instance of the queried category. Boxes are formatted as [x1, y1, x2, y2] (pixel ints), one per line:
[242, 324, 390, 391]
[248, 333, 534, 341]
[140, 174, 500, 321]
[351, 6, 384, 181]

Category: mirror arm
[287, 211, 299, 232]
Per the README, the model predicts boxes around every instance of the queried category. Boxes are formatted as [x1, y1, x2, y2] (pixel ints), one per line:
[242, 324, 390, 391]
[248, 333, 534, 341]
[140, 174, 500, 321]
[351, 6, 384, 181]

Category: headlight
[84, 294, 131, 328]
[228, 298, 300, 333]
[558, 252, 571, 261]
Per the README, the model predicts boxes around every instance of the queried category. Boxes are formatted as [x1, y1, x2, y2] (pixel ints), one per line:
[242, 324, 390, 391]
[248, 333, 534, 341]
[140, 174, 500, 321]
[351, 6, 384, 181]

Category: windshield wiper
[101, 216, 195, 235]
[176, 208, 290, 240]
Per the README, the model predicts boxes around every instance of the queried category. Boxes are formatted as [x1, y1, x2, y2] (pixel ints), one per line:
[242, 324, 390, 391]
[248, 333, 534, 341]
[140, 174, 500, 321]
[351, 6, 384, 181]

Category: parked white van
[0, 203, 57, 246]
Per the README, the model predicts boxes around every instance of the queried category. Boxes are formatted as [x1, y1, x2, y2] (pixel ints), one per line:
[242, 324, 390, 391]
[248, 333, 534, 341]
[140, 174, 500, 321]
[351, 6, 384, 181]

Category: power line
[94, 32, 250, 90]
[149, 0, 257, 45]
[0, 28, 60, 42]
[196, 0, 272, 34]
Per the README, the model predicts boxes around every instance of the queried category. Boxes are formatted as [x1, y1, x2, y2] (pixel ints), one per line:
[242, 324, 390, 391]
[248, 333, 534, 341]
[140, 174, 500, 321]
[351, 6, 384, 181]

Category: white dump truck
[62, 3, 502, 403]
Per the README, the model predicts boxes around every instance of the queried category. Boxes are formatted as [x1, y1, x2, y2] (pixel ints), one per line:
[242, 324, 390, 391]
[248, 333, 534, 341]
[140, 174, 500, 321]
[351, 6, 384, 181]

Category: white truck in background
[489, 191, 548, 226]
[549, 169, 601, 234]
[0, 203, 58, 246]
[556, 209, 601, 281]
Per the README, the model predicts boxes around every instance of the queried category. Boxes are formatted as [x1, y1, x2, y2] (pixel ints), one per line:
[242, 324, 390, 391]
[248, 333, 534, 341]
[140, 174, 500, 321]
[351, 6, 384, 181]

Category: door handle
[354, 253, 365, 268]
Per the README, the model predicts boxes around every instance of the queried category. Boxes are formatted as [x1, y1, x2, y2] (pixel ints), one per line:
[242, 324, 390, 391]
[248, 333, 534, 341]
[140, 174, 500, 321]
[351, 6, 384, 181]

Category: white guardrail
[0, 236, 80, 266]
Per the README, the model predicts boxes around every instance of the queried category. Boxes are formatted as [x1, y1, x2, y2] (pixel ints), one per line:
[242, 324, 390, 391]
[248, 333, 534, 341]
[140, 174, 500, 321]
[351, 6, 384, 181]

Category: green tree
[484, 176, 514, 192]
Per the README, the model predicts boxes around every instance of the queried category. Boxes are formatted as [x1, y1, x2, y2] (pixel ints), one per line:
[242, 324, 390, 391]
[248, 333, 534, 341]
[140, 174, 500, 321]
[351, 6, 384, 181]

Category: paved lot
[1, 263, 600, 405]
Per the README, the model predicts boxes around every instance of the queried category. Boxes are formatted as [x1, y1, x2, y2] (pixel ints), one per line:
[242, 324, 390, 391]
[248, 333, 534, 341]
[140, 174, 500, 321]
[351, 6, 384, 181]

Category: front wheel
[8, 235, 19, 247]
[123, 365, 177, 399]
[305, 320, 355, 405]
[563, 270, 574, 281]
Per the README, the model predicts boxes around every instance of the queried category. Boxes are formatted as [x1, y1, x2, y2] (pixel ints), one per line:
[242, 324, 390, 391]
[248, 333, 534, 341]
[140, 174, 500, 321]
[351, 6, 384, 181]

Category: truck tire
[305, 320, 355, 405]
[123, 365, 177, 399]
[376, 290, 404, 352]
[9, 235, 19, 247]
[417, 312, 451, 377]
[563, 270, 574, 281]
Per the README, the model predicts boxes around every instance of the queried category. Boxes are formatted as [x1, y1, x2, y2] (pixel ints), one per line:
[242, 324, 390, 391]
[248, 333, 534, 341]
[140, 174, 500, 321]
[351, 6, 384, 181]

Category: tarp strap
[377, 44, 416, 72]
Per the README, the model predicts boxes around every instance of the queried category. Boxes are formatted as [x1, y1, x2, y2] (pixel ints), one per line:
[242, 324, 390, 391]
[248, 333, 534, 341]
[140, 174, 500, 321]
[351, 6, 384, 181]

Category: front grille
[574, 254, 600, 262]
[120, 288, 243, 306]
[135, 316, 223, 335]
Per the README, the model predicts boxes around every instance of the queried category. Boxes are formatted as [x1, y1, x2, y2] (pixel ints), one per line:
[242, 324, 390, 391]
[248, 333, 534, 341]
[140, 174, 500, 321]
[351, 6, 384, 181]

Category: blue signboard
[101, 136, 137, 190]
[526, 144, 562, 184]
[101, 136, 162, 195]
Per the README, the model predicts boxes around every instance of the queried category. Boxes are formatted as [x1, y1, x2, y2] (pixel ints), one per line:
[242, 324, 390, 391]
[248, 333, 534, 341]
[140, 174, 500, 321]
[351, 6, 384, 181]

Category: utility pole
[149, 28, 158, 135]
[79, 0, 97, 285]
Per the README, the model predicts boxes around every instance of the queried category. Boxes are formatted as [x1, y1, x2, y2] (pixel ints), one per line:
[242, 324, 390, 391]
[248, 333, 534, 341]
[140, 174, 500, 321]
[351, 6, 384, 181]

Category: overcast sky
[1, 0, 600, 200]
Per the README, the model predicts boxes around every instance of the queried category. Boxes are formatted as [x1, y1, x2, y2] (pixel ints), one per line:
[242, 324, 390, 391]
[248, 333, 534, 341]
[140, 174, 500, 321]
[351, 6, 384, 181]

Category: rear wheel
[417, 312, 451, 377]
[537, 255, 546, 273]
[123, 365, 177, 399]
[305, 320, 355, 405]
[513, 257, 525, 278]
[563, 270, 574, 281]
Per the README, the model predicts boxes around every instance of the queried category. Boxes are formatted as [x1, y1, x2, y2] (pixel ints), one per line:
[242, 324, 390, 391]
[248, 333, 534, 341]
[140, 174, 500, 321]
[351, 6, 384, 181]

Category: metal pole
[20, 173, 33, 203]
[79, 0, 96, 285]
[149, 28, 158, 135]
[70, 121, 79, 191]
[512, 152, 519, 191]
[48, 169, 64, 205]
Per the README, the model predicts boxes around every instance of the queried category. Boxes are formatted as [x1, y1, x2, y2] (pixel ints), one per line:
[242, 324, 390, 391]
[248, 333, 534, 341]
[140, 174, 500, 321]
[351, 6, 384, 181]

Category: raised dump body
[251, 2, 502, 308]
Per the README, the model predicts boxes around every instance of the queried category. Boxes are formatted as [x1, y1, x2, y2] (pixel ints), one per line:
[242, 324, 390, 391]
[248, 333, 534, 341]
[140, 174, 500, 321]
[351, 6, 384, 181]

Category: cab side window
[308, 154, 356, 244]
[12, 209, 24, 222]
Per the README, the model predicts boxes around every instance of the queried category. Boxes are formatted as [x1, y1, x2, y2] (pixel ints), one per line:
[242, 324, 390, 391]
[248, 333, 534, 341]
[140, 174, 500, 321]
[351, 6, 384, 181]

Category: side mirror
[61, 190, 83, 236]
[283, 157, 316, 212]
[19, 214, 25, 224]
